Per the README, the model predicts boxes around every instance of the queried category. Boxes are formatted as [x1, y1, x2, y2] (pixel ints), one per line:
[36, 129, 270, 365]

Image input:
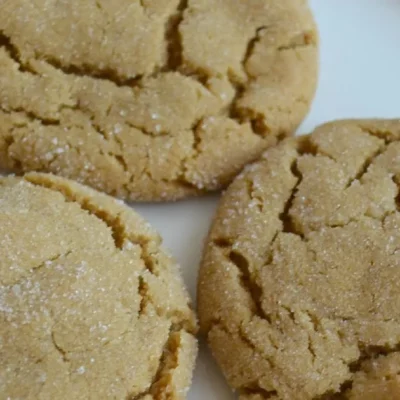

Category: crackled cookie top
[198, 120, 400, 399]
[0, 0, 317, 201]
[0, 173, 197, 399]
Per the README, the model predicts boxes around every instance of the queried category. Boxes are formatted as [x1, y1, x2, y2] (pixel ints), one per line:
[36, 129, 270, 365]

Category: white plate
[134, 1, 400, 398]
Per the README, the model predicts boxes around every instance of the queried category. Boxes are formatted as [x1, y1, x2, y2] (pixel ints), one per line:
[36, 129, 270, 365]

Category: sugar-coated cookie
[0, 173, 197, 399]
[0, 0, 317, 200]
[199, 119, 400, 399]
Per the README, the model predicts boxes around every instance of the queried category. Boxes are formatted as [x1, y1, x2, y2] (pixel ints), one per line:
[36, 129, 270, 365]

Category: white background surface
[134, 1, 400, 398]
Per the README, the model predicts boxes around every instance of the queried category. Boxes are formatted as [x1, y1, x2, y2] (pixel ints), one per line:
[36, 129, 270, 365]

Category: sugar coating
[0, 0, 317, 201]
[0, 173, 197, 399]
[198, 119, 400, 399]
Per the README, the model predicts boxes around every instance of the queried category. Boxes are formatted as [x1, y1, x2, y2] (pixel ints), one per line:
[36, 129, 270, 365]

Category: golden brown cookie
[0, 0, 317, 201]
[198, 119, 400, 399]
[0, 173, 197, 399]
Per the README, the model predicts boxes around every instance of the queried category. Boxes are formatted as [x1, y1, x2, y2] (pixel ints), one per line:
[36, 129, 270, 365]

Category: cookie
[0, 173, 197, 399]
[0, 0, 317, 201]
[198, 119, 400, 399]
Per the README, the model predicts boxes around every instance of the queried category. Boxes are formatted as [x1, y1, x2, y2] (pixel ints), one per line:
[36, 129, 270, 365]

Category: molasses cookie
[0, 173, 197, 399]
[199, 119, 400, 399]
[0, 0, 317, 200]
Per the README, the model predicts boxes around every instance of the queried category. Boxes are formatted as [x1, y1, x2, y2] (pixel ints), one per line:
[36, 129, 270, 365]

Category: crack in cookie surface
[198, 119, 400, 399]
[0, 0, 317, 200]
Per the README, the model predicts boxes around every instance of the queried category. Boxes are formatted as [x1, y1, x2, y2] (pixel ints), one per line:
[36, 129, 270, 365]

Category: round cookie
[0, 173, 197, 399]
[0, 0, 317, 201]
[198, 119, 400, 399]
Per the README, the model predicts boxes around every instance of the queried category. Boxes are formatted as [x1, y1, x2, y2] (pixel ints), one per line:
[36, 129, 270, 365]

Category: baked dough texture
[0, 173, 197, 399]
[198, 119, 400, 399]
[0, 0, 317, 201]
